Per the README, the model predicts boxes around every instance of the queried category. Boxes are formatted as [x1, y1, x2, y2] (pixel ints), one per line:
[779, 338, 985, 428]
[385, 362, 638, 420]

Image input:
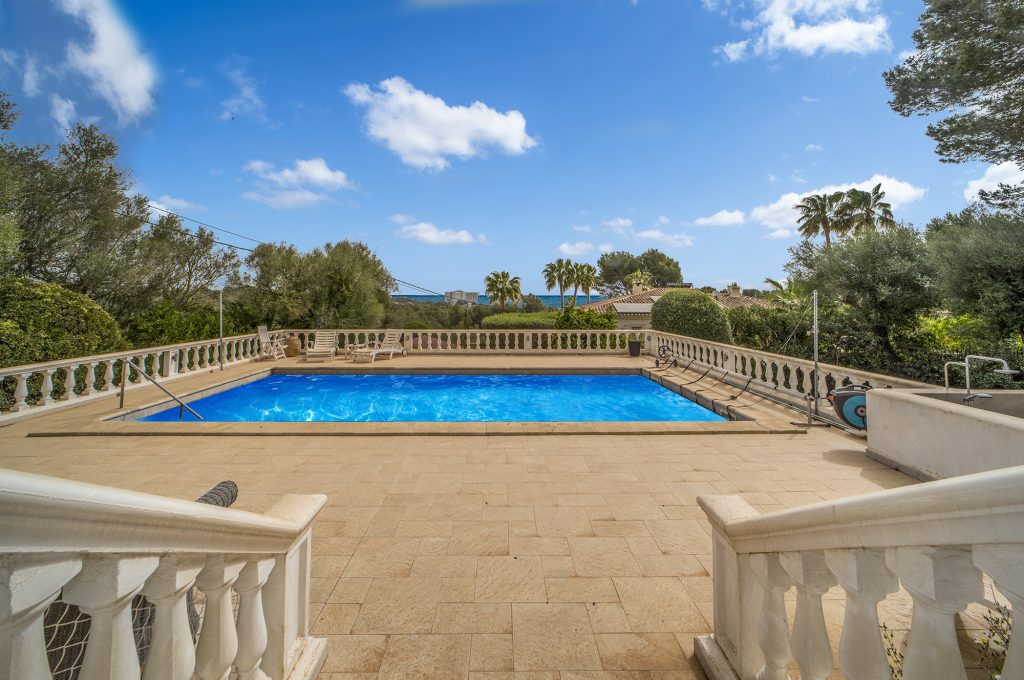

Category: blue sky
[2, 0, 1019, 294]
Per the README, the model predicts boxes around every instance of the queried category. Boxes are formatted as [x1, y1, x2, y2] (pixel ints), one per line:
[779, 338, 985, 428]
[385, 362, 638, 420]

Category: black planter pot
[628, 340, 641, 357]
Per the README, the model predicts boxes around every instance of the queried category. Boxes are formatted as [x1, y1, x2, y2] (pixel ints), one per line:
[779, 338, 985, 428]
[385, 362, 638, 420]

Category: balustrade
[0, 469, 327, 680]
[696, 466, 1024, 680]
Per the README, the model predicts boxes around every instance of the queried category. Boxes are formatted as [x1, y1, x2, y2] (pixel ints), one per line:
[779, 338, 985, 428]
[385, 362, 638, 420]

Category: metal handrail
[118, 359, 203, 420]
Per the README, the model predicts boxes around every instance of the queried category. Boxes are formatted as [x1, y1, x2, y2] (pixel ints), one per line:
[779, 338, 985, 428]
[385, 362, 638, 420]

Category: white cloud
[390, 213, 415, 225]
[345, 76, 537, 170]
[633, 229, 695, 248]
[0, 49, 15, 70]
[50, 94, 77, 131]
[56, 0, 157, 124]
[897, 48, 917, 62]
[242, 189, 329, 209]
[602, 217, 633, 233]
[598, 243, 615, 253]
[220, 57, 266, 123]
[558, 241, 595, 256]
[750, 174, 927, 229]
[154, 194, 207, 212]
[712, 0, 891, 60]
[397, 221, 481, 245]
[22, 55, 41, 97]
[805, 143, 824, 152]
[694, 209, 746, 226]
[655, 215, 671, 226]
[763, 228, 795, 239]
[964, 162, 1024, 203]
[244, 158, 354, 190]
[801, 95, 819, 103]
[572, 224, 593, 233]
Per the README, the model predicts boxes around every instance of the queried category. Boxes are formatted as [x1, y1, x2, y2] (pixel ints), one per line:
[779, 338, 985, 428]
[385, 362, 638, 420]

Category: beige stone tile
[534, 507, 595, 537]
[586, 602, 632, 633]
[312, 603, 360, 635]
[472, 634, 514, 672]
[512, 603, 602, 671]
[449, 521, 510, 556]
[557, 494, 607, 507]
[635, 555, 706, 577]
[595, 633, 687, 670]
[542, 555, 577, 578]
[328, 578, 373, 604]
[311, 577, 339, 604]
[343, 538, 420, 577]
[591, 521, 652, 537]
[509, 521, 539, 537]
[644, 521, 711, 555]
[569, 537, 642, 577]
[377, 634, 472, 680]
[395, 520, 454, 537]
[483, 506, 536, 522]
[560, 672, 651, 680]
[350, 577, 441, 634]
[545, 578, 620, 602]
[411, 555, 479, 578]
[476, 556, 547, 602]
[314, 536, 362, 556]
[440, 577, 477, 602]
[605, 494, 668, 521]
[312, 555, 351, 578]
[678, 576, 713, 603]
[434, 602, 513, 633]
[510, 537, 571, 556]
[624, 536, 663, 555]
[613, 577, 707, 633]
[322, 635, 388, 673]
[418, 537, 450, 555]
[429, 495, 484, 520]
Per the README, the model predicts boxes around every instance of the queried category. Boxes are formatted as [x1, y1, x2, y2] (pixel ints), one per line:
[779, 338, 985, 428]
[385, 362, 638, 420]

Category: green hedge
[651, 289, 733, 343]
[481, 311, 558, 329]
[553, 306, 617, 330]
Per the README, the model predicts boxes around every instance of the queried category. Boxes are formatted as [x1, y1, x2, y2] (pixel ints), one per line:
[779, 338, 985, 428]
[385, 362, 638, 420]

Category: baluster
[62, 555, 160, 680]
[885, 547, 982, 680]
[824, 548, 897, 680]
[972, 545, 1023, 679]
[81, 362, 95, 395]
[59, 366, 75, 401]
[781, 551, 836, 680]
[101, 361, 114, 391]
[8, 373, 29, 411]
[748, 553, 791, 680]
[140, 555, 205, 680]
[194, 556, 246, 680]
[38, 369, 54, 406]
[0, 555, 83, 679]
[234, 558, 276, 680]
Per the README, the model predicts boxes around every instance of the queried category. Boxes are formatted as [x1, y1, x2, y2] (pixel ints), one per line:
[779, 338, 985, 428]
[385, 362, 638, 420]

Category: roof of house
[581, 287, 769, 316]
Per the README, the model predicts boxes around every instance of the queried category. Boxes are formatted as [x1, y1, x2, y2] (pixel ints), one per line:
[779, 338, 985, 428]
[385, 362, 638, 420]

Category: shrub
[553, 306, 617, 330]
[0, 277, 124, 368]
[481, 311, 558, 329]
[520, 294, 547, 313]
[727, 305, 806, 354]
[650, 289, 733, 343]
[125, 301, 244, 347]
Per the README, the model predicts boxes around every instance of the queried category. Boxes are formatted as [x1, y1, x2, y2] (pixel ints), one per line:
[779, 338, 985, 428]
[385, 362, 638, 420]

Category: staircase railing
[695, 465, 1024, 680]
[119, 358, 203, 420]
[0, 469, 328, 680]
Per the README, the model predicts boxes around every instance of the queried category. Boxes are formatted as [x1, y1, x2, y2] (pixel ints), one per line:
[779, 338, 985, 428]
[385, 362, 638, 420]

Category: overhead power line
[148, 203, 267, 245]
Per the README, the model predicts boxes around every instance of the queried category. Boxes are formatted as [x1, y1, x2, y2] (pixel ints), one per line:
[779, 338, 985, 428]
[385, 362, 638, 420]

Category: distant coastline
[392, 294, 606, 309]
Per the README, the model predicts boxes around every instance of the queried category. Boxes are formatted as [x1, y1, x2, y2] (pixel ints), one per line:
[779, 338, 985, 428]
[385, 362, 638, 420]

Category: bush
[650, 289, 733, 343]
[481, 311, 558, 329]
[520, 294, 547, 313]
[125, 301, 245, 347]
[727, 305, 807, 354]
[0, 277, 124, 368]
[553, 306, 617, 330]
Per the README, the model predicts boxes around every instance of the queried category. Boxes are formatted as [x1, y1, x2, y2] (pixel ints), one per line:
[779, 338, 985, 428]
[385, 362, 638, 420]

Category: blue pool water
[138, 374, 726, 423]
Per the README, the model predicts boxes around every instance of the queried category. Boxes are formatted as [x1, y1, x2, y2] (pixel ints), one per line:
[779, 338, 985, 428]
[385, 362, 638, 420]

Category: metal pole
[118, 358, 127, 409]
[812, 290, 820, 415]
[219, 288, 224, 371]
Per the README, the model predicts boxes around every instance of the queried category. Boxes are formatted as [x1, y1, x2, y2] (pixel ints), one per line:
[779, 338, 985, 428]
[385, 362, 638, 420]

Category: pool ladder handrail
[118, 358, 204, 420]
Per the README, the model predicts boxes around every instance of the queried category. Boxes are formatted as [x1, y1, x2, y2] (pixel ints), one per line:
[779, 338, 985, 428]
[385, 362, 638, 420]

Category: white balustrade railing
[695, 465, 1024, 680]
[0, 469, 327, 680]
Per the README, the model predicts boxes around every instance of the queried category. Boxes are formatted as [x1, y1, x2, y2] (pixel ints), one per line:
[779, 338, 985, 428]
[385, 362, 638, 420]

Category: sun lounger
[257, 325, 286, 360]
[305, 331, 338, 362]
[351, 329, 407, 364]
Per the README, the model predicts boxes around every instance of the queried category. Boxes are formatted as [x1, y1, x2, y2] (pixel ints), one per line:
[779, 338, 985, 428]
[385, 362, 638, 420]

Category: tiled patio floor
[0, 355, 935, 679]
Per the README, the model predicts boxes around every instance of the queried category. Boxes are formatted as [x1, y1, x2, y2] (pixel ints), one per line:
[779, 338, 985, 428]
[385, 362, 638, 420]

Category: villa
[582, 283, 769, 330]
[0, 326, 1020, 680]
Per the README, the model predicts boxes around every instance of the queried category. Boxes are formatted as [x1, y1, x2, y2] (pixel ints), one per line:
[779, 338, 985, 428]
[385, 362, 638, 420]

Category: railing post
[62, 555, 161, 680]
[824, 548, 897, 680]
[0, 555, 83, 679]
[139, 555, 206, 680]
[885, 547, 982, 680]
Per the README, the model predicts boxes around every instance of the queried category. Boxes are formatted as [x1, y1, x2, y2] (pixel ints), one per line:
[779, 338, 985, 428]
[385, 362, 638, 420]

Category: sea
[393, 294, 606, 309]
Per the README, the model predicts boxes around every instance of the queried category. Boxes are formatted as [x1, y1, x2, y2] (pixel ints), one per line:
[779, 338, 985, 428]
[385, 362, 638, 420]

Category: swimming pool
[137, 373, 726, 423]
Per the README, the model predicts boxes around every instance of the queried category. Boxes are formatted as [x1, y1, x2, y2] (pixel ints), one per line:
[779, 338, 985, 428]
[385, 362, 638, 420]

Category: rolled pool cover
[827, 385, 870, 430]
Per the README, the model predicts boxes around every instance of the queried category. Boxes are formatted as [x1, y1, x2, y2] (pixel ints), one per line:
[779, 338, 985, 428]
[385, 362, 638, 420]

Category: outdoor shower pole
[219, 288, 224, 371]
[812, 289, 820, 415]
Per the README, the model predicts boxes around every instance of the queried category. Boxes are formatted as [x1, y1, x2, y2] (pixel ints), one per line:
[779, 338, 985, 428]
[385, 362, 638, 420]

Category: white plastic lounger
[351, 329, 407, 364]
[257, 325, 286, 360]
[305, 332, 338, 362]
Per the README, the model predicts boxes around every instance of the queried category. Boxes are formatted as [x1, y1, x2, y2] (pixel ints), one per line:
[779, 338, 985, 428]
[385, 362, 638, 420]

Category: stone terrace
[0, 355, 929, 679]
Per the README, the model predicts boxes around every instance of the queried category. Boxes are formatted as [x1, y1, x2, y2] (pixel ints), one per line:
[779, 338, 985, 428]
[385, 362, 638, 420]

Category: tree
[926, 207, 1024, 342]
[650, 289, 733, 343]
[520, 293, 546, 312]
[846, 184, 896, 233]
[142, 214, 240, 309]
[543, 258, 573, 308]
[596, 251, 640, 296]
[793, 192, 849, 246]
[636, 249, 682, 286]
[763, 277, 812, 310]
[884, 0, 1024, 209]
[484, 270, 522, 310]
[623, 270, 652, 291]
[572, 262, 599, 303]
[785, 225, 937, 360]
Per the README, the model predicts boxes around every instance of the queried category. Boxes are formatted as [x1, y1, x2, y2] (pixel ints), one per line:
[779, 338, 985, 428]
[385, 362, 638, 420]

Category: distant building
[444, 290, 480, 305]
[580, 281, 767, 330]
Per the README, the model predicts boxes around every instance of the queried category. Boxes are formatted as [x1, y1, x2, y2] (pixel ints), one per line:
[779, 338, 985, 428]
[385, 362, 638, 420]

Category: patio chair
[257, 325, 286, 360]
[306, 331, 338, 362]
[351, 329, 408, 364]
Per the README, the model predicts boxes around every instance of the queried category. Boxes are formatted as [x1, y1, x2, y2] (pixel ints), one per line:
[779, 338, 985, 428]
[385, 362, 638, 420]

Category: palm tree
[573, 263, 599, 303]
[764, 277, 812, 309]
[484, 271, 522, 310]
[845, 183, 896, 233]
[543, 258, 573, 308]
[624, 269, 652, 291]
[793, 191, 849, 246]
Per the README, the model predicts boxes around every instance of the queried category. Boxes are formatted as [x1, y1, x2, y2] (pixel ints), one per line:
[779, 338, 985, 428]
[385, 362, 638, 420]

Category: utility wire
[147, 203, 267, 245]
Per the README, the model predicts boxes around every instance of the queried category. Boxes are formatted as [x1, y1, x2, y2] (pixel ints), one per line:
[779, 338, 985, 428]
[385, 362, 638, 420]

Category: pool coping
[28, 366, 806, 437]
